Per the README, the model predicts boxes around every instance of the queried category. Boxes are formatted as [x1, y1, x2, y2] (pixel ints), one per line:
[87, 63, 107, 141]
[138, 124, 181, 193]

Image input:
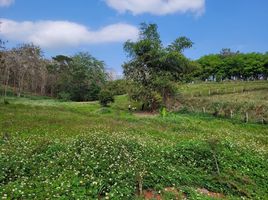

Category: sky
[0, 0, 268, 75]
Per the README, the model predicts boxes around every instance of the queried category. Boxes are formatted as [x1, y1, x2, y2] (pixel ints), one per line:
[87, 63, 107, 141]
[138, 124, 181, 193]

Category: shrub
[3, 98, 9, 105]
[58, 92, 71, 101]
[99, 89, 114, 107]
[160, 107, 167, 117]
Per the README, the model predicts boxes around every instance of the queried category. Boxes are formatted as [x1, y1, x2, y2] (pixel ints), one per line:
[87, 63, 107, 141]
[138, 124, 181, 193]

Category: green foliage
[123, 23, 194, 110]
[105, 79, 127, 96]
[99, 89, 115, 107]
[167, 36, 193, 53]
[58, 91, 71, 101]
[160, 107, 167, 117]
[196, 50, 268, 81]
[50, 52, 107, 102]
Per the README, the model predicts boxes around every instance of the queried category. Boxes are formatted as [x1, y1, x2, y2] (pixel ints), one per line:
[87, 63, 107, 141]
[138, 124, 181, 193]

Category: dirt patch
[197, 188, 225, 199]
[143, 188, 187, 200]
[163, 187, 187, 199]
[144, 190, 161, 200]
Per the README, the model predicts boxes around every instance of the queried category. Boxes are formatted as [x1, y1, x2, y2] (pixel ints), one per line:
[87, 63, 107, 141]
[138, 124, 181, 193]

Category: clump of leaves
[99, 89, 114, 107]
[58, 91, 71, 101]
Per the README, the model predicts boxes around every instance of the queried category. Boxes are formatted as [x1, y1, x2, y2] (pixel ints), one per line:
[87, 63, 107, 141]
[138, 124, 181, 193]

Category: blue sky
[0, 0, 268, 75]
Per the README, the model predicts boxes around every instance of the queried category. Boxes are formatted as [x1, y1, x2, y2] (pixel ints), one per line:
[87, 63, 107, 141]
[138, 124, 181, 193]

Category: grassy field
[179, 81, 268, 97]
[0, 94, 267, 200]
[178, 81, 268, 123]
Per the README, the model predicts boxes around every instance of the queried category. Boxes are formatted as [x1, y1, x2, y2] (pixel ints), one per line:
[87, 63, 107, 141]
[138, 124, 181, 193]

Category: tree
[167, 36, 193, 53]
[99, 89, 114, 107]
[0, 43, 47, 97]
[104, 79, 127, 96]
[123, 23, 194, 111]
[0, 37, 8, 96]
[263, 52, 268, 80]
[53, 52, 107, 101]
[11, 44, 45, 97]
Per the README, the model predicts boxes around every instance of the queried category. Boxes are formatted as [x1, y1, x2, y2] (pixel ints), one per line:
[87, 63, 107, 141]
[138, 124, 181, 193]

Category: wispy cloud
[0, 0, 14, 7]
[0, 19, 139, 49]
[105, 0, 205, 15]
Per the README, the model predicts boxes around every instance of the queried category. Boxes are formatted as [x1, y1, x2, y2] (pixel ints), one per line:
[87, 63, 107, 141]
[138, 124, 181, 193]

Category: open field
[1, 95, 268, 199]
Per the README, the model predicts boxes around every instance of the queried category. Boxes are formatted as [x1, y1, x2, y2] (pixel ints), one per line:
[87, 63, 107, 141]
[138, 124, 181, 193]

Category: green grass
[178, 81, 268, 123]
[179, 81, 268, 97]
[0, 95, 268, 199]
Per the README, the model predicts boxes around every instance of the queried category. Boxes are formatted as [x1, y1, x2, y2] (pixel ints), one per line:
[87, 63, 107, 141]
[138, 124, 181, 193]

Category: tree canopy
[123, 23, 194, 110]
[0, 43, 108, 101]
[196, 49, 268, 81]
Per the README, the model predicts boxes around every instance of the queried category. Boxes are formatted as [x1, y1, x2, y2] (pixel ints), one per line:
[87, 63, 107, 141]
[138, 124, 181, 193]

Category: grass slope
[178, 81, 268, 123]
[0, 96, 267, 199]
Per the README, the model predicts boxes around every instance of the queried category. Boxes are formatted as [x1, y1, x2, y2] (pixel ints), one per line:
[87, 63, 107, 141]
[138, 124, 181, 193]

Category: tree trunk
[4, 67, 10, 97]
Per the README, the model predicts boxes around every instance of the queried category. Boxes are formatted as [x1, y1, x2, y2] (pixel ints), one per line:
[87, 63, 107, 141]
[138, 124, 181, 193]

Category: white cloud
[0, 18, 139, 49]
[0, 0, 14, 7]
[105, 0, 205, 15]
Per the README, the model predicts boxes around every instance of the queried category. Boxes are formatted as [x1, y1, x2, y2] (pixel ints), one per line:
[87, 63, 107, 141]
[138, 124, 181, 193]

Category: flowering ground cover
[0, 96, 267, 199]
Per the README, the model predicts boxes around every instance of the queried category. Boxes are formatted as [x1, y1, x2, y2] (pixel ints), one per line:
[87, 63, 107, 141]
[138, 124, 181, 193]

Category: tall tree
[123, 23, 194, 110]
[54, 52, 107, 101]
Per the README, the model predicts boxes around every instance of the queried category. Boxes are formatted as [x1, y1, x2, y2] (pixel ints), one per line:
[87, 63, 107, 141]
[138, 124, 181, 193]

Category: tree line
[0, 43, 114, 101]
[1, 23, 268, 110]
[195, 49, 268, 82]
[122, 24, 268, 111]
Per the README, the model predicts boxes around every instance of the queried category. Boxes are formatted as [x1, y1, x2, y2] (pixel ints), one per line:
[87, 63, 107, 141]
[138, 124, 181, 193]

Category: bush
[99, 89, 114, 107]
[58, 92, 71, 101]
[3, 98, 10, 105]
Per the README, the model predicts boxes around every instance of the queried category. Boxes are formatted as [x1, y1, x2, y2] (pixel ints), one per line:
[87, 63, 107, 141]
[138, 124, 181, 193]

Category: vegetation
[99, 89, 115, 107]
[177, 81, 268, 123]
[123, 23, 194, 111]
[195, 49, 268, 81]
[1, 22, 268, 199]
[0, 95, 267, 199]
[0, 45, 107, 101]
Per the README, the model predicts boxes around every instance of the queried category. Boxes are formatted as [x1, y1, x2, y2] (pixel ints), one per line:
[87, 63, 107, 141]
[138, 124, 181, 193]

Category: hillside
[178, 81, 268, 124]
